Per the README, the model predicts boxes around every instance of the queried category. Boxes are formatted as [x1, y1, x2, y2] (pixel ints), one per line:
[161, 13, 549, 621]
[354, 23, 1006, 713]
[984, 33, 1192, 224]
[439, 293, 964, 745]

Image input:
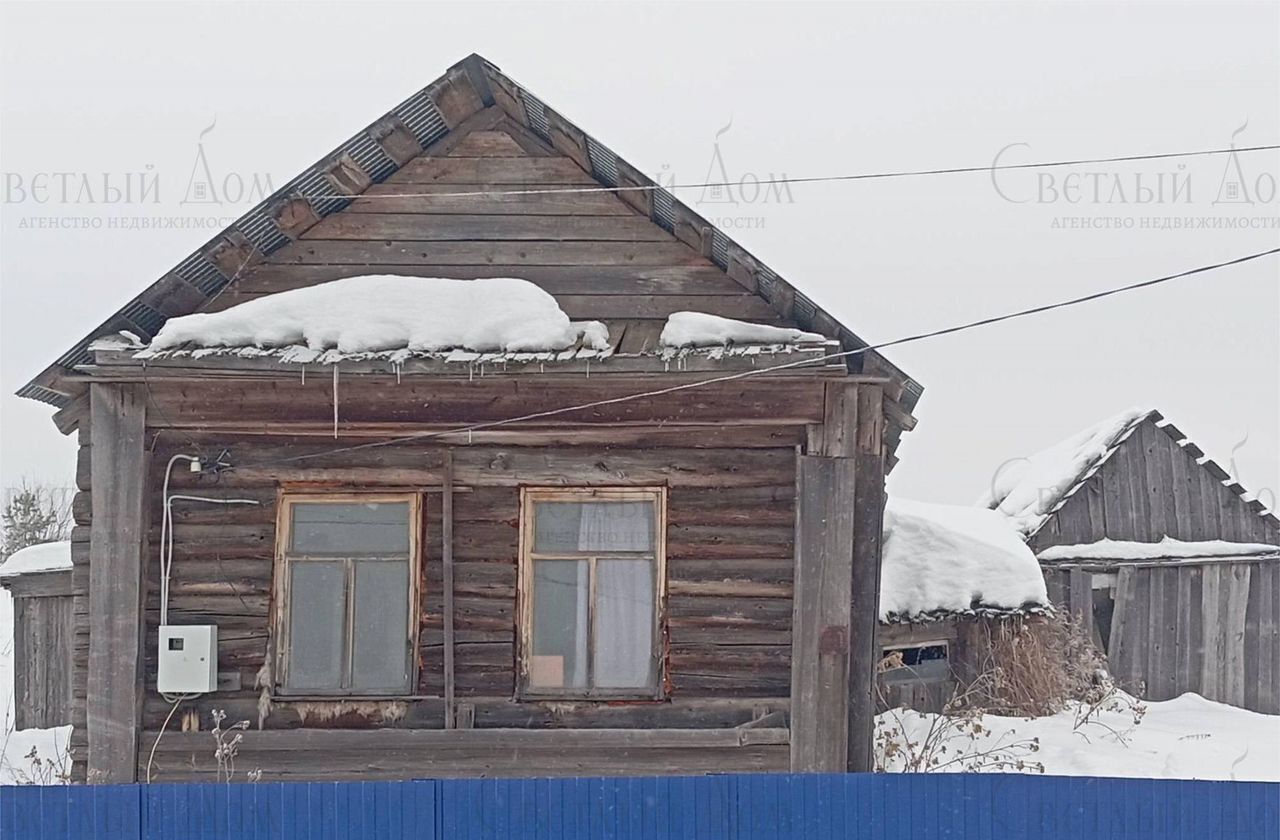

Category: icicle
[332, 365, 339, 439]
[301, 365, 306, 385]
[467, 429, 473, 445]
[584, 360, 590, 379]
[395, 362, 402, 385]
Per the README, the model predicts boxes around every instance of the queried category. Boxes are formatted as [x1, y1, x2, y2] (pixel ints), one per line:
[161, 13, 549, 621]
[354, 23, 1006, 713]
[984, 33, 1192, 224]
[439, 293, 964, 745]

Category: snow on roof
[880, 497, 1049, 622]
[0, 540, 72, 578]
[148, 276, 610, 355]
[1038, 536, 1280, 563]
[978, 407, 1154, 537]
[659, 312, 825, 348]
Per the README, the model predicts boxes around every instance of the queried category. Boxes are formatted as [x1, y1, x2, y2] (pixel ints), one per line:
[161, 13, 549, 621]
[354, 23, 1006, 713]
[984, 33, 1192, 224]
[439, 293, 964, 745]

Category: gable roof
[981, 407, 1280, 541]
[18, 54, 922, 450]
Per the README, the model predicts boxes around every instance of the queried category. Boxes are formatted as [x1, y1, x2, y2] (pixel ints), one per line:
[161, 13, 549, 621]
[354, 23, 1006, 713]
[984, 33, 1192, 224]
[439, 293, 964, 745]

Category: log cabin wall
[66, 371, 867, 781]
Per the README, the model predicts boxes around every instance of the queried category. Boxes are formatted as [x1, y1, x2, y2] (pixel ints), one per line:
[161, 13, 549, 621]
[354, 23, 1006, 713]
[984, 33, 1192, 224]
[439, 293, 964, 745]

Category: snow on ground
[659, 311, 825, 347]
[0, 541, 72, 578]
[876, 692, 1280, 781]
[1, 584, 73, 784]
[979, 406, 1151, 537]
[1039, 536, 1280, 562]
[880, 497, 1048, 621]
[148, 275, 609, 354]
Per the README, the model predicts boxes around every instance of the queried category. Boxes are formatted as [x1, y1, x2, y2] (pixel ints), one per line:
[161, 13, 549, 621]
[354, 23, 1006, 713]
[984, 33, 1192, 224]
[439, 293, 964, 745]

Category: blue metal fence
[2, 774, 1277, 839]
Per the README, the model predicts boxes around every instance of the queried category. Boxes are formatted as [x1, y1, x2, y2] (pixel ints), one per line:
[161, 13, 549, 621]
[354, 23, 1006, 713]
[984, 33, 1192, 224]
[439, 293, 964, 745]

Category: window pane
[593, 558, 655, 688]
[351, 560, 411, 691]
[286, 561, 347, 691]
[531, 560, 588, 688]
[533, 501, 654, 553]
[291, 502, 410, 554]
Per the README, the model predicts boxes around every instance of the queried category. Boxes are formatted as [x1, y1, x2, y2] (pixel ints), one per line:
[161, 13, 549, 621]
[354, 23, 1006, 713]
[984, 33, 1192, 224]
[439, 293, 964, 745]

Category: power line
[204, 246, 1278, 472]
[297, 143, 1280, 201]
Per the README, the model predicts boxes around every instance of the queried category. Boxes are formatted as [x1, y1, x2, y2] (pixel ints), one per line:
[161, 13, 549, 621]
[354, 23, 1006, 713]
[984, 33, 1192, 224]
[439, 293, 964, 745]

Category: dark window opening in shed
[1091, 573, 1118, 654]
[881, 643, 950, 684]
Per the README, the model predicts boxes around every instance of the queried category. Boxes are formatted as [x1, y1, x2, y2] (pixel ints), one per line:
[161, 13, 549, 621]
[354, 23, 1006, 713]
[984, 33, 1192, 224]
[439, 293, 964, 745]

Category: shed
[0, 541, 74, 729]
[15, 55, 923, 782]
[982, 407, 1280, 712]
[875, 498, 1050, 712]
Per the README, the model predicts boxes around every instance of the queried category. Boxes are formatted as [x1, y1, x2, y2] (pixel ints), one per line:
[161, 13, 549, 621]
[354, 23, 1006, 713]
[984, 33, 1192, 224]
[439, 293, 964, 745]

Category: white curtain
[576, 502, 652, 553]
[593, 559, 654, 688]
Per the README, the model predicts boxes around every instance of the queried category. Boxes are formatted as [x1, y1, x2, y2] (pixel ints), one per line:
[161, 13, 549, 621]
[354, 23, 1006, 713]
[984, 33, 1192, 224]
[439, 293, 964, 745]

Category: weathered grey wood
[848, 384, 885, 773]
[300, 213, 674, 242]
[1223, 563, 1252, 706]
[1109, 566, 1137, 690]
[86, 383, 148, 782]
[6, 587, 73, 729]
[789, 454, 856, 772]
[442, 450, 456, 728]
[1200, 563, 1224, 701]
[1068, 569, 1100, 651]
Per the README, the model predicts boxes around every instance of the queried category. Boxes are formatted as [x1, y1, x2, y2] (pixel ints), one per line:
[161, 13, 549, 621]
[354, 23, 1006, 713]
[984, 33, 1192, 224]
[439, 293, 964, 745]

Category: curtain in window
[594, 558, 654, 687]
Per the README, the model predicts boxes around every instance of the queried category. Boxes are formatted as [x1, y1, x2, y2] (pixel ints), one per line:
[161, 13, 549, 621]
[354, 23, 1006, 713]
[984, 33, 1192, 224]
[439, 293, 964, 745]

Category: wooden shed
[15, 55, 923, 783]
[983, 408, 1280, 713]
[0, 541, 74, 730]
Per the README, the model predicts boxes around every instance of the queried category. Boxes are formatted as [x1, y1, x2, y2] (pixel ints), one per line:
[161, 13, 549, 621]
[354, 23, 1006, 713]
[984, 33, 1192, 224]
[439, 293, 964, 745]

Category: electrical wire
[294, 143, 1280, 201]
[222, 246, 1279, 473]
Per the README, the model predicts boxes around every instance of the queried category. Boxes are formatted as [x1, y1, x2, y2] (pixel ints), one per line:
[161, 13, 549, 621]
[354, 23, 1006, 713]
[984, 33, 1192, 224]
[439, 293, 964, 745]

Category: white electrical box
[158, 625, 218, 694]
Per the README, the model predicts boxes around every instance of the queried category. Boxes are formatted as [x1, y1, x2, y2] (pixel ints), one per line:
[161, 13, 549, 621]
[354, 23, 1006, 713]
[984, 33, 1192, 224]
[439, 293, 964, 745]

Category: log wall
[65, 372, 833, 781]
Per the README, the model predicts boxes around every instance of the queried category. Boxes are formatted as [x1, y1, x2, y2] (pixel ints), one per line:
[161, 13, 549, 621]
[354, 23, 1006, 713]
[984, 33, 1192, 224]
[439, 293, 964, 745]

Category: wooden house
[982, 408, 1280, 713]
[15, 55, 923, 782]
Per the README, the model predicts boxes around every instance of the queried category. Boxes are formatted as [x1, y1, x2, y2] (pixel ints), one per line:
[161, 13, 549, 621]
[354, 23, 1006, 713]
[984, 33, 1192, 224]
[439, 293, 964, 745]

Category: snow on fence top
[0, 540, 72, 578]
[978, 406, 1153, 537]
[880, 497, 1049, 622]
[150, 276, 610, 355]
[1038, 536, 1280, 563]
[659, 312, 825, 348]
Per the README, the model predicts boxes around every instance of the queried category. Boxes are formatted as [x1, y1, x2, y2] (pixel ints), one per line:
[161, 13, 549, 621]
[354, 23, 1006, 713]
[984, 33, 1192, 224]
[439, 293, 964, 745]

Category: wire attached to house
[293, 143, 1280, 201]
[219, 246, 1279, 472]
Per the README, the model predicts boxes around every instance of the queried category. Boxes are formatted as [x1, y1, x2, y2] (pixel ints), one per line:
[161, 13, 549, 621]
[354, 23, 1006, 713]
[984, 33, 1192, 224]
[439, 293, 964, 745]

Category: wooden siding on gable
[201, 113, 782, 336]
[1030, 418, 1280, 553]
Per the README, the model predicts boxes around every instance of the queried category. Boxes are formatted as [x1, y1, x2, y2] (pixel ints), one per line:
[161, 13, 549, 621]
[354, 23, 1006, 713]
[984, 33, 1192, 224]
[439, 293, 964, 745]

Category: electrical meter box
[157, 625, 218, 694]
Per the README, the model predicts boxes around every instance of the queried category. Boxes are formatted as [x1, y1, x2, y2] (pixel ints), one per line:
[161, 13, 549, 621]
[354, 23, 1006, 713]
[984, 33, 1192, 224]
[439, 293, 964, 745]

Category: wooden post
[790, 381, 863, 772]
[86, 383, 148, 782]
[442, 450, 457, 728]
[848, 384, 884, 773]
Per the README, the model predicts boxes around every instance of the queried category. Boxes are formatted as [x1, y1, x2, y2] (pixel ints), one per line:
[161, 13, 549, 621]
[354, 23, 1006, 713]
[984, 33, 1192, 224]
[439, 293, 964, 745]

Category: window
[274, 494, 420, 695]
[518, 488, 666, 698]
[880, 642, 949, 685]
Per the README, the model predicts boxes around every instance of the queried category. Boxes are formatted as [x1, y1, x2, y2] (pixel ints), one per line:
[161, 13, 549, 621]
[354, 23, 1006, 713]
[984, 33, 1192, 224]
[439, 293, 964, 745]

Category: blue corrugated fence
[2, 774, 1277, 839]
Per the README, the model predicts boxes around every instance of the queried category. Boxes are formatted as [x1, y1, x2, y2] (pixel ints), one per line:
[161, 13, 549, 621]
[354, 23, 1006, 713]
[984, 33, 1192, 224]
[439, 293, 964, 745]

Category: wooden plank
[848, 385, 884, 774]
[443, 130, 529, 157]
[1223, 562, 1252, 707]
[443, 451, 456, 728]
[1109, 566, 1139, 692]
[1244, 560, 1263, 711]
[788, 455, 856, 772]
[299, 213, 674, 242]
[1174, 566, 1195, 698]
[1256, 562, 1278, 713]
[86, 383, 148, 783]
[349, 184, 635, 215]
[1200, 563, 1224, 701]
[265, 240, 706, 267]
[234, 264, 747, 296]
[1146, 567, 1169, 699]
[1139, 422, 1168, 539]
[388, 156, 597, 184]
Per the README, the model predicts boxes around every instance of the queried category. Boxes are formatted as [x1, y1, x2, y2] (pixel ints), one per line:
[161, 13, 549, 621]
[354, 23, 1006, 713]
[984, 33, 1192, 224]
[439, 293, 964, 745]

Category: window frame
[273, 491, 422, 698]
[879, 640, 951, 685]
[517, 487, 667, 701]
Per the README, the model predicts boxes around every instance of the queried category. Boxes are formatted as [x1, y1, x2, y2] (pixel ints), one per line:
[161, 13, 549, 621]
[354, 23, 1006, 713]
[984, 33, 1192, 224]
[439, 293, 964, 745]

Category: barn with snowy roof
[983, 407, 1280, 714]
[14, 55, 923, 782]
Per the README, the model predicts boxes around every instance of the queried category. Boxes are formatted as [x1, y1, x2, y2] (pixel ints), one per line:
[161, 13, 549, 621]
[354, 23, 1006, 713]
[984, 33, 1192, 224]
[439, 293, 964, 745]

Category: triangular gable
[18, 54, 922, 454]
[1026, 413, 1280, 551]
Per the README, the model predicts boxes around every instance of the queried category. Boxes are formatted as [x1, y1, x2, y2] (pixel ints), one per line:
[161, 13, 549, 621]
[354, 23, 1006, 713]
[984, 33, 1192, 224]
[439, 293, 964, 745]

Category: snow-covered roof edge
[880, 497, 1050, 624]
[0, 541, 73, 578]
[1038, 536, 1280, 564]
[983, 407, 1280, 540]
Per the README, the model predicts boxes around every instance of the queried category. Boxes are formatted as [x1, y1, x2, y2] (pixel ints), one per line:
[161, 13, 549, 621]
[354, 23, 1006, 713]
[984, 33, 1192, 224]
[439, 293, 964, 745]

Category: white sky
[1, 1, 1277, 508]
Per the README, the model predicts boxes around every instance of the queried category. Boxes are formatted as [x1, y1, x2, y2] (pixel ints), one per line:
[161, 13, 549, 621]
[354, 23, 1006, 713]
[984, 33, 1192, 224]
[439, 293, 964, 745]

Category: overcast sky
[1, 1, 1277, 509]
